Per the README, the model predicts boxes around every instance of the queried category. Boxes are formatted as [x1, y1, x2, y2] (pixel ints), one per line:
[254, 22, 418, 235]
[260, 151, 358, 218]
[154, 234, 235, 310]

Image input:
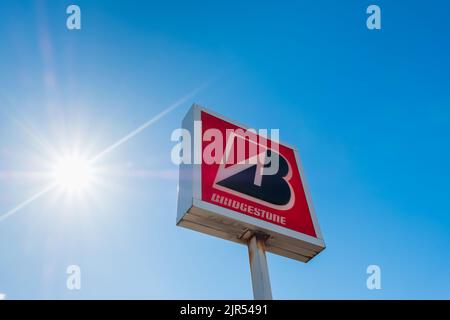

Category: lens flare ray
[90, 84, 207, 164]
[0, 183, 57, 222]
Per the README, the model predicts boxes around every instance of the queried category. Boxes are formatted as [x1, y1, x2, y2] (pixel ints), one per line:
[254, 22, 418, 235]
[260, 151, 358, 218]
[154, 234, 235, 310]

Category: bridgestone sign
[177, 104, 325, 262]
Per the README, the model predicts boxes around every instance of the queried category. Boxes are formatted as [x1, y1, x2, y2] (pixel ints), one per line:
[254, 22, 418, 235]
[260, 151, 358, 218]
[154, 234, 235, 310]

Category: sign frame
[177, 104, 325, 262]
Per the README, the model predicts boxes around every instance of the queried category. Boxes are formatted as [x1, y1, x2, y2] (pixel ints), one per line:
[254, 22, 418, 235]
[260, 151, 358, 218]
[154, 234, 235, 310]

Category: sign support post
[247, 233, 273, 300]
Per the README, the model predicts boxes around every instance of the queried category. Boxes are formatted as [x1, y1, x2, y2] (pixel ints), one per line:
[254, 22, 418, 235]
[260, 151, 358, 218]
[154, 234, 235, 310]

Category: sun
[51, 154, 94, 191]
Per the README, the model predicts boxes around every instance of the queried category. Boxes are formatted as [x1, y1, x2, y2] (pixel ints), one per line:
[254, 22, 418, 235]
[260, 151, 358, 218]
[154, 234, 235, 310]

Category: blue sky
[0, 0, 449, 299]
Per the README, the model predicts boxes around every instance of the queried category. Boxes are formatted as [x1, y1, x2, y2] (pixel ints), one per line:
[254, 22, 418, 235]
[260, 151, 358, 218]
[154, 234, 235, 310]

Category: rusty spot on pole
[247, 232, 272, 299]
[248, 232, 269, 264]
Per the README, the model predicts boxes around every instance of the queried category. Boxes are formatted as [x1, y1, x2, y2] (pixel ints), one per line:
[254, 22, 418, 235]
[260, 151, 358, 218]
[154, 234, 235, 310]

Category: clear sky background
[0, 0, 449, 299]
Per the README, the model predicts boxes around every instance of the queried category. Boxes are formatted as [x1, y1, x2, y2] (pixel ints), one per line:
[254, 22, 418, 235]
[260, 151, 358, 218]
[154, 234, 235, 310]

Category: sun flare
[52, 154, 94, 191]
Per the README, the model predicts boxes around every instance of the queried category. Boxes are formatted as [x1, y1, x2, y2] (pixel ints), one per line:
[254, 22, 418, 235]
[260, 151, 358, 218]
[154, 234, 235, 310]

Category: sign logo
[213, 132, 295, 211]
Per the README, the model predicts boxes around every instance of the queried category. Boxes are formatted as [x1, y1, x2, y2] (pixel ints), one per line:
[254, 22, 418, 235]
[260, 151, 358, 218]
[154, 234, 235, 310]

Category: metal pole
[247, 233, 272, 300]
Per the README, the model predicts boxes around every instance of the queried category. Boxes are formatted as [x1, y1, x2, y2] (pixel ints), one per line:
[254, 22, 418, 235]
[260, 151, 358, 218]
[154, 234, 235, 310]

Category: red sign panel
[200, 111, 318, 238]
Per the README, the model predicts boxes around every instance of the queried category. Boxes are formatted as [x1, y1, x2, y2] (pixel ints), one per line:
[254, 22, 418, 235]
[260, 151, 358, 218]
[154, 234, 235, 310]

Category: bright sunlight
[51, 154, 94, 191]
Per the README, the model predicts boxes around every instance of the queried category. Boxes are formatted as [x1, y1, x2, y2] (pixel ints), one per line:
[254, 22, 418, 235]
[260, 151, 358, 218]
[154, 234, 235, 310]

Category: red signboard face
[200, 111, 318, 238]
